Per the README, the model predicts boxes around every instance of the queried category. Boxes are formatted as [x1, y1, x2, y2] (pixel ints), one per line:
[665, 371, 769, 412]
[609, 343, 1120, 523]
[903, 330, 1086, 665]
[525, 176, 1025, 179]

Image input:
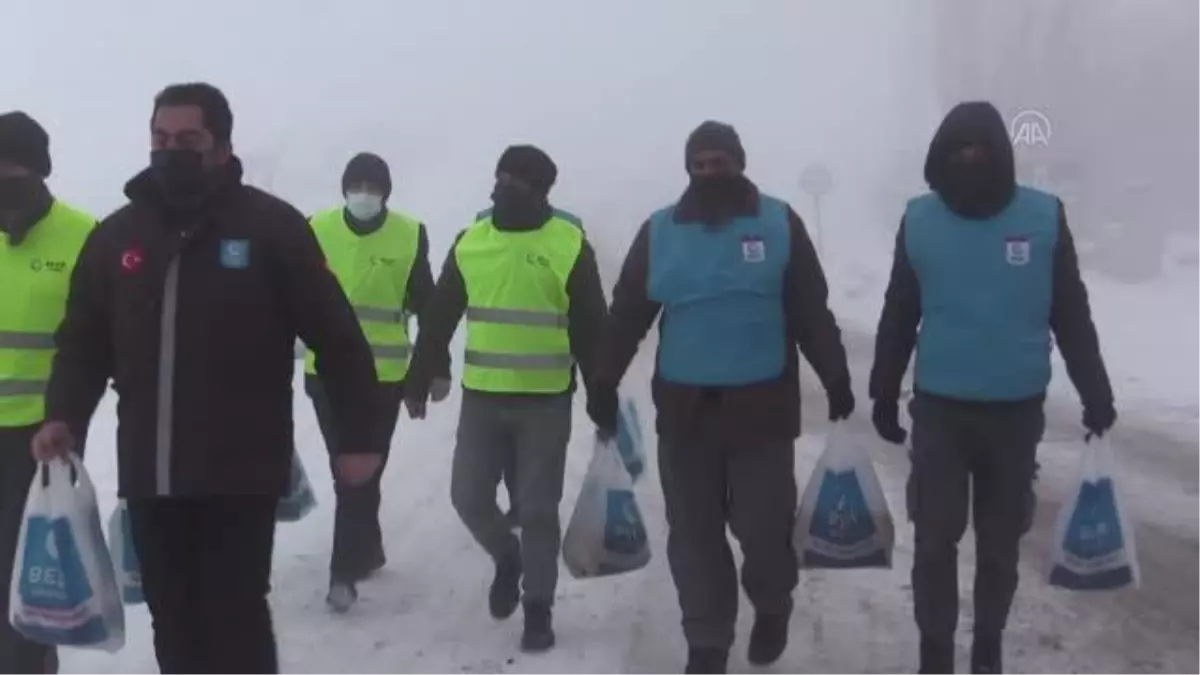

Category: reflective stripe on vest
[455, 213, 583, 394]
[0, 200, 95, 426]
[303, 207, 421, 382]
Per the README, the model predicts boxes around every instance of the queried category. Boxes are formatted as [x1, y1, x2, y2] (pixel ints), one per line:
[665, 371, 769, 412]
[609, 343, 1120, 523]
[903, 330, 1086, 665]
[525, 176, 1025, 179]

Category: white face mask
[345, 192, 384, 220]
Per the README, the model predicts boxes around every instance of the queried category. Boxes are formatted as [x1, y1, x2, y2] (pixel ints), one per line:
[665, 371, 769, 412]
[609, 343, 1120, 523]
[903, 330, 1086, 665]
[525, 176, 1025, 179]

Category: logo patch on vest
[741, 236, 766, 264]
[1005, 237, 1031, 266]
[219, 239, 251, 269]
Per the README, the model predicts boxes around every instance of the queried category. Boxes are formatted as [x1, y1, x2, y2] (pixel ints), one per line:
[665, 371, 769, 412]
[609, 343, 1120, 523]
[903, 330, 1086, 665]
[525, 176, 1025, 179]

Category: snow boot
[970, 633, 1002, 674]
[489, 549, 522, 620]
[519, 601, 555, 653]
[348, 548, 387, 582]
[748, 611, 790, 665]
[684, 647, 728, 674]
[326, 581, 358, 614]
[918, 636, 955, 673]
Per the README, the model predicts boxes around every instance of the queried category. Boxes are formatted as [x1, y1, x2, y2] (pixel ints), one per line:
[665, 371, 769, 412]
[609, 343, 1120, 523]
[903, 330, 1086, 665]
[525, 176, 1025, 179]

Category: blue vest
[648, 194, 790, 386]
[906, 186, 1059, 401]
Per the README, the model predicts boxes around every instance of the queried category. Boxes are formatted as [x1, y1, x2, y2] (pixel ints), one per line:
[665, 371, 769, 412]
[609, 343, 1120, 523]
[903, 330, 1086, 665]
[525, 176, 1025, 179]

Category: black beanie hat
[496, 145, 557, 196]
[341, 152, 391, 198]
[0, 111, 51, 178]
[685, 120, 745, 171]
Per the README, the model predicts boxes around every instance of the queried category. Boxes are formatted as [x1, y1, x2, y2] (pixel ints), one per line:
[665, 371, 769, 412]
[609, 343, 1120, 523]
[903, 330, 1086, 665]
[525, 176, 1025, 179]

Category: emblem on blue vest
[1005, 236, 1031, 266]
[219, 239, 251, 269]
[741, 235, 766, 263]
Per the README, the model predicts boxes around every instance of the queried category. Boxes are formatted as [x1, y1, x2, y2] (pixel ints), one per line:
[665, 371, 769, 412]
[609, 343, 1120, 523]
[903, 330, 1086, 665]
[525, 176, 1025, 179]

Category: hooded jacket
[869, 103, 1114, 412]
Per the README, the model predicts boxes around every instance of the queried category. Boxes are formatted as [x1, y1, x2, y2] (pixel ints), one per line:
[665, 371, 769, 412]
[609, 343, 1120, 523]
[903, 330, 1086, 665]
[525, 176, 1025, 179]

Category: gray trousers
[659, 434, 798, 650]
[908, 393, 1043, 641]
[450, 392, 572, 605]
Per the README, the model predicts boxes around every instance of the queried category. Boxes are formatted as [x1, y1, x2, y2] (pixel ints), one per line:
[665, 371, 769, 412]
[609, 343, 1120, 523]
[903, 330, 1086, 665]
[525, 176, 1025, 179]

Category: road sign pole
[812, 195, 824, 258]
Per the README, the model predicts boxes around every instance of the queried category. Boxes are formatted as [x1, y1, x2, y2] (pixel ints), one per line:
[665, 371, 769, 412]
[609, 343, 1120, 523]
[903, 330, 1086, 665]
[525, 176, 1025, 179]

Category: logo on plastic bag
[603, 489, 648, 556]
[15, 517, 109, 645]
[802, 469, 890, 568]
[1050, 477, 1134, 589]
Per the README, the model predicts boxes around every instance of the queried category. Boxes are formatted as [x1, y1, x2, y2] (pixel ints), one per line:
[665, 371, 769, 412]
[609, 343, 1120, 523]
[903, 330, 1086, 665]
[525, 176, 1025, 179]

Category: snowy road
[62, 330, 1197, 674]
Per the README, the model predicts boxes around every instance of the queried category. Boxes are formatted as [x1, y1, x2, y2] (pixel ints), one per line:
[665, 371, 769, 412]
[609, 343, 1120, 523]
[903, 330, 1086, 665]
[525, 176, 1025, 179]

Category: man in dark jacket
[0, 111, 96, 675]
[405, 145, 613, 653]
[596, 121, 855, 674]
[31, 83, 384, 674]
[304, 151, 448, 612]
[869, 101, 1116, 674]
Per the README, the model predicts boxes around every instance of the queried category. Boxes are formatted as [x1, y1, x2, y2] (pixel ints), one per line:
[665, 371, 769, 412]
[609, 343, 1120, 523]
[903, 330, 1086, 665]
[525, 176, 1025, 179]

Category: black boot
[970, 633, 1002, 674]
[488, 549, 522, 620]
[519, 601, 555, 653]
[919, 636, 955, 674]
[747, 611, 790, 665]
[325, 580, 358, 614]
[685, 647, 728, 674]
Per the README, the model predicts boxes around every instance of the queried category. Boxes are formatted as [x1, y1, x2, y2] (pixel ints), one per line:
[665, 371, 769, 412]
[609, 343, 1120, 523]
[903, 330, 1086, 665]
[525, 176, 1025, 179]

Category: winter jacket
[600, 177, 851, 442]
[44, 158, 382, 498]
[870, 102, 1114, 412]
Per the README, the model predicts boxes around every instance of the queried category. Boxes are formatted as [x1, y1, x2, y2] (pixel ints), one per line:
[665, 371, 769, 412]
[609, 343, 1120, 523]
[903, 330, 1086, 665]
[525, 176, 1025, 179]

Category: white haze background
[1, 1, 1197, 673]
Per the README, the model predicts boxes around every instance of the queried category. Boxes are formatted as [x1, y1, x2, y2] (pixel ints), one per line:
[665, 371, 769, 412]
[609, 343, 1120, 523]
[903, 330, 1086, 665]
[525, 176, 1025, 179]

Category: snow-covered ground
[60, 298, 1198, 673]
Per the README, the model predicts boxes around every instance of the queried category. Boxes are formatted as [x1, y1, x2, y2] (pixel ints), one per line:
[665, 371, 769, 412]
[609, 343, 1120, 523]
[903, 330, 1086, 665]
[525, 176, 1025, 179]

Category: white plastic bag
[1048, 436, 1139, 590]
[276, 450, 317, 523]
[615, 397, 646, 482]
[9, 454, 125, 651]
[794, 426, 895, 569]
[562, 435, 651, 579]
[106, 500, 144, 605]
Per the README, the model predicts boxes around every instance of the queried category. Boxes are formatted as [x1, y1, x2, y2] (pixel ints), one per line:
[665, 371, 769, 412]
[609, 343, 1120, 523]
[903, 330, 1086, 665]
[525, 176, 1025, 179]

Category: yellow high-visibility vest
[0, 200, 95, 426]
[455, 209, 583, 394]
[304, 207, 421, 382]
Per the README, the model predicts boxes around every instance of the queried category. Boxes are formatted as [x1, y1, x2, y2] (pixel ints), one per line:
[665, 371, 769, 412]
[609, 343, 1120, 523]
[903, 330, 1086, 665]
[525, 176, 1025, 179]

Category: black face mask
[0, 176, 41, 213]
[690, 173, 742, 198]
[688, 172, 746, 219]
[490, 182, 547, 229]
[938, 155, 1012, 218]
[150, 149, 209, 199]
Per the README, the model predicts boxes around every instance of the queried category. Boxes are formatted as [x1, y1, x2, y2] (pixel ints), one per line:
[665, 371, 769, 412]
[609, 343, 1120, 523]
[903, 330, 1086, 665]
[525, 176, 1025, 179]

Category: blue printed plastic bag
[615, 397, 646, 482]
[9, 455, 125, 651]
[106, 501, 143, 605]
[562, 435, 651, 578]
[794, 427, 894, 569]
[1049, 437, 1139, 590]
[276, 450, 318, 523]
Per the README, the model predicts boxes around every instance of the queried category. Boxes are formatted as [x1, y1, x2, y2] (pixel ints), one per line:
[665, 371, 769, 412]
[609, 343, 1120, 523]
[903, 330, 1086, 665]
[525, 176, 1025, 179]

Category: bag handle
[38, 453, 97, 503]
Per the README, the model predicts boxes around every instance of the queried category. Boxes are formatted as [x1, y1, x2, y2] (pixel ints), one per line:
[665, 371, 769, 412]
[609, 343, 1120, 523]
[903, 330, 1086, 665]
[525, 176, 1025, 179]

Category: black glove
[586, 386, 619, 439]
[404, 385, 429, 420]
[826, 382, 855, 422]
[1082, 401, 1116, 438]
[871, 398, 908, 445]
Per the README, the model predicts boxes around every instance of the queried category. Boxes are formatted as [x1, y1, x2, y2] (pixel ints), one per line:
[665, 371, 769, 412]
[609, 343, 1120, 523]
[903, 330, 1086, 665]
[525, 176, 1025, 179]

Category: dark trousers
[0, 426, 56, 674]
[306, 376, 403, 583]
[658, 432, 799, 650]
[907, 393, 1043, 641]
[127, 496, 279, 674]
